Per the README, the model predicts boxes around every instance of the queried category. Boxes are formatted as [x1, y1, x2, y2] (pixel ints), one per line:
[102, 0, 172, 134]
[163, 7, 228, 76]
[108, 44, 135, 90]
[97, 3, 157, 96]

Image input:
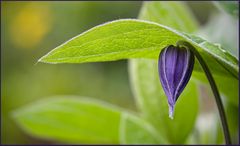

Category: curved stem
[176, 40, 231, 144]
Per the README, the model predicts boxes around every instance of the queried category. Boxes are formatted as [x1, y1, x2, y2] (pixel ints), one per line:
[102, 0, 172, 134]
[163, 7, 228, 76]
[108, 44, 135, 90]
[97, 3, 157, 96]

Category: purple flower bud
[158, 45, 195, 119]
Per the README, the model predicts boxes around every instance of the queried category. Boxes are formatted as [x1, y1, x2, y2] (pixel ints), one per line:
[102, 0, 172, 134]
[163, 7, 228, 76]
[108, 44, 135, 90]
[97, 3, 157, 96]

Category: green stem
[176, 40, 231, 144]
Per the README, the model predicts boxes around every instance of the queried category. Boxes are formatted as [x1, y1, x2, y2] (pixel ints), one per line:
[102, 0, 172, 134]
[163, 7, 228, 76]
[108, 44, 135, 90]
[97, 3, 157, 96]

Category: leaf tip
[37, 55, 58, 64]
[37, 55, 47, 63]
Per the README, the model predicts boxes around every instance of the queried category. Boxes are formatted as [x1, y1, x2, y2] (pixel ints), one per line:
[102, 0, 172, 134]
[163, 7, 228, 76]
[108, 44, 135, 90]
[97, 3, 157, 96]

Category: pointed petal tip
[169, 114, 174, 120]
[158, 45, 194, 119]
[169, 105, 174, 119]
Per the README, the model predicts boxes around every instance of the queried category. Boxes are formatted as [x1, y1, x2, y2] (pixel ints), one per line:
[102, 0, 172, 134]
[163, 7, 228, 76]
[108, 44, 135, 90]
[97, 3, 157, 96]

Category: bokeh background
[1, 1, 238, 144]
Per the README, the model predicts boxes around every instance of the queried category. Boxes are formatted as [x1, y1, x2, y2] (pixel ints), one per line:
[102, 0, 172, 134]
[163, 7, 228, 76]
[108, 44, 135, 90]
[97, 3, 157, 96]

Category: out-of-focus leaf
[128, 1, 200, 144]
[12, 96, 121, 144]
[138, 1, 199, 32]
[195, 102, 240, 144]
[214, 75, 238, 107]
[225, 103, 239, 144]
[198, 13, 238, 58]
[120, 112, 166, 144]
[196, 11, 239, 107]
[12, 96, 164, 144]
[196, 113, 223, 144]
[213, 1, 239, 18]
[129, 59, 198, 143]
[192, 71, 238, 107]
[38, 21, 238, 79]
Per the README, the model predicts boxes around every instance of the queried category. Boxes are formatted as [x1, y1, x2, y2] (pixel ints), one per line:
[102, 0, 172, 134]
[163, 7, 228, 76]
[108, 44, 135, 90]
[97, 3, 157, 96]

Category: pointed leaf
[38, 19, 238, 79]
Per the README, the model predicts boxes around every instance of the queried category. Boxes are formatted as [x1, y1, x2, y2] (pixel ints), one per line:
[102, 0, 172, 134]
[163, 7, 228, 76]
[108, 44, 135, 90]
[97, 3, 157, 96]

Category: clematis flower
[158, 45, 195, 119]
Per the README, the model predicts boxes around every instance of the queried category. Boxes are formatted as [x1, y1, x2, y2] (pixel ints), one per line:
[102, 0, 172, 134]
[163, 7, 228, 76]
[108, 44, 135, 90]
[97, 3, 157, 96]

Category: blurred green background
[1, 2, 142, 144]
[1, 1, 238, 144]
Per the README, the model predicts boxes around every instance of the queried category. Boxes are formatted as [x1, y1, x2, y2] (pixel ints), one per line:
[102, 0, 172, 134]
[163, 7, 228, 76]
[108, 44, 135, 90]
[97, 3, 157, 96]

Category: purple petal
[158, 45, 194, 119]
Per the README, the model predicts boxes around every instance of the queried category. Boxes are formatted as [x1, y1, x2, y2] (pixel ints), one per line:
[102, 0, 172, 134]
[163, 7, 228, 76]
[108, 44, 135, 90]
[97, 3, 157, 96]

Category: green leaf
[213, 1, 239, 18]
[195, 12, 239, 107]
[135, 1, 238, 144]
[12, 96, 163, 144]
[225, 103, 239, 144]
[136, 1, 238, 107]
[120, 112, 167, 144]
[38, 20, 238, 79]
[138, 1, 199, 32]
[198, 13, 238, 57]
[128, 1, 200, 144]
[12, 96, 121, 144]
[193, 71, 238, 107]
[129, 59, 199, 143]
[184, 33, 238, 79]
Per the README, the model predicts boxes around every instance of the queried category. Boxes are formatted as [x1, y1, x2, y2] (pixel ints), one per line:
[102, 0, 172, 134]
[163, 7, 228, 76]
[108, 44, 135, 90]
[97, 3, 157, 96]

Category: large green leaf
[38, 18, 238, 79]
[12, 96, 121, 144]
[12, 96, 163, 144]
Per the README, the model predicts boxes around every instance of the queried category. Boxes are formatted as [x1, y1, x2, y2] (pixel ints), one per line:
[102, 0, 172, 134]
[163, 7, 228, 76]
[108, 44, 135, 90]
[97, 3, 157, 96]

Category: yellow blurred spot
[10, 2, 52, 49]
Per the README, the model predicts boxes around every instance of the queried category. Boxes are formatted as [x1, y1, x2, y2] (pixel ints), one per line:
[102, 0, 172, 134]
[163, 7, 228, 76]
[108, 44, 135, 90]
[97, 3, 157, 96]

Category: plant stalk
[176, 40, 231, 144]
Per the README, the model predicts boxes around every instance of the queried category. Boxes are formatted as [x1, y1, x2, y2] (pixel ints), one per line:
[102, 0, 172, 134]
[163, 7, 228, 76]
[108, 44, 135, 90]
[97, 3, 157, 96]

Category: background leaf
[197, 13, 238, 57]
[137, 1, 239, 107]
[12, 96, 121, 144]
[2, 2, 142, 144]
[213, 1, 239, 18]
[119, 112, 166, 144]
[134, 1, 238, 144]
[128, 1, 200, 144]
[12, 96, 163, 144]
[195, 10, 239, 107]
[138, 1, 199, 32]
[129, 1, 239, 144]
[129, 59, 199, 143]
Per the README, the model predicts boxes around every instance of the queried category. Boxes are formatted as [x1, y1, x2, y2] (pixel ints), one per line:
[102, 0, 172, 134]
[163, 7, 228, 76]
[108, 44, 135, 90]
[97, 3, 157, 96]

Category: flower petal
[158, 45, 194, 119]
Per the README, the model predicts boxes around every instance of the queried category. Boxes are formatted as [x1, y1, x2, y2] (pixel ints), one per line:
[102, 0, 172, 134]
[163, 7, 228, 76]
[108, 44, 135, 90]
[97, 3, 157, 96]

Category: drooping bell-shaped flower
[158, 45, 195, 119]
